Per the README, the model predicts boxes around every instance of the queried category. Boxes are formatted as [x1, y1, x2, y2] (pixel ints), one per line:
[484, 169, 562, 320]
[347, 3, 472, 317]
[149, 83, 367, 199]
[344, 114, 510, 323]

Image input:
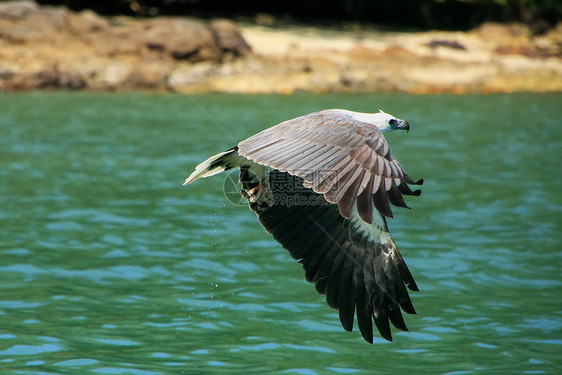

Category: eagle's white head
[336, 109, 410, 133]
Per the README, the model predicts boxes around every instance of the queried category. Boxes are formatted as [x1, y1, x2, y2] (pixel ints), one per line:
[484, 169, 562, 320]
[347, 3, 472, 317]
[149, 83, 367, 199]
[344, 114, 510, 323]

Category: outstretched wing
[238, 109, 422, 223]
[250, 170, 418, 343]
[184, 109, 423, 343]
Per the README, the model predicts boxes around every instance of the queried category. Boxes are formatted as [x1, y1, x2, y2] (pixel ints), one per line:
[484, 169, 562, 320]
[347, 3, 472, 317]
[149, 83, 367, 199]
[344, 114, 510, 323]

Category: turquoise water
[0, 92, 560, 374]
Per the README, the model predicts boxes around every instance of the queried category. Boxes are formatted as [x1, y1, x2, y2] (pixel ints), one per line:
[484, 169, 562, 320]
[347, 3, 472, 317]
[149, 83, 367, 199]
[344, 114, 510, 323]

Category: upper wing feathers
[238, 110, 421, 221]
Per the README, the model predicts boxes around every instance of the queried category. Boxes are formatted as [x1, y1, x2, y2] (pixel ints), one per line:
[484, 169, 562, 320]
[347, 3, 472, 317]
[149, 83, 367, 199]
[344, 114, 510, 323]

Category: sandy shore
[0, 1, 561, 94]
[229, 23, 562, 94]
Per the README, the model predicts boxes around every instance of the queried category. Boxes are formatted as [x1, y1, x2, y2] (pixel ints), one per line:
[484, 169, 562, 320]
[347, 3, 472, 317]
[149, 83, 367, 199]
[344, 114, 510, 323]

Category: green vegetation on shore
[32, 0, 562, 31]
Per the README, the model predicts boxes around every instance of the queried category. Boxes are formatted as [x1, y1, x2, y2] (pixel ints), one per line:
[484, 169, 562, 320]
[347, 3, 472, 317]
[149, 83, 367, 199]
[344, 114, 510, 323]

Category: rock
[2, 66, 87, 90]
[66, 9, 110, 35]
[167, 62, 216, 89]
[0, 1, 38, 20]
[98, 26, 146, 56]
[35, 68, 86, 89]
[495, 44, 555, 58]
[210, 19, 252, 59]
[95, 62, 132, 89]
[19, 6, 69, 35]
[145, 18, 221, 62]
[0, 4, 69, 42]
[425, 39, 467, 50]
[123, 65, 166, 89]
[474, 22, 531, 44]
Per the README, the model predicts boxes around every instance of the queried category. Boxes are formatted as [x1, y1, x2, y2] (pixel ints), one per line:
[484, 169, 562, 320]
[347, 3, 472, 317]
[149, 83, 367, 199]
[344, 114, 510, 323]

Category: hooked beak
[397, 120, 410, 133]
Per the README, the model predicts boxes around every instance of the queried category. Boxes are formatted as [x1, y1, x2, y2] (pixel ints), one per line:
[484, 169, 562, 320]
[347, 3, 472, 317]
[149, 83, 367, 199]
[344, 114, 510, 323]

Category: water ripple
[0, 92, 560, 374]
[0, 343, 62, 356]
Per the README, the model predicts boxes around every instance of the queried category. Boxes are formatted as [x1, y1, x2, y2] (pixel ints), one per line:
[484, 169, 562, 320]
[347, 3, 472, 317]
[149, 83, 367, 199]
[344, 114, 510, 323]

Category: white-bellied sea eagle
[184, 109, 423, 343]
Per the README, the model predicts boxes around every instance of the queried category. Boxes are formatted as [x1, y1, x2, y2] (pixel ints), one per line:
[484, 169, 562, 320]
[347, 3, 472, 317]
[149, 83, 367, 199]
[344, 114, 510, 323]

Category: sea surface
[0, 92, 560, 374]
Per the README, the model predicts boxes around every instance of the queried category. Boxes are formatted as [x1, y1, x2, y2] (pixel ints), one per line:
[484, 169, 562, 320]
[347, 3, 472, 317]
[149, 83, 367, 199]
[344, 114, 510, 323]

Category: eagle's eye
[389, 119, 397, 126]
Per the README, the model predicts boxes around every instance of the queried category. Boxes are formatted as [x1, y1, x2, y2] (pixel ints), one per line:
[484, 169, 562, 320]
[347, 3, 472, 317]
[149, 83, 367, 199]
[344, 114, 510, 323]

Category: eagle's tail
[183, 147, 240, 185]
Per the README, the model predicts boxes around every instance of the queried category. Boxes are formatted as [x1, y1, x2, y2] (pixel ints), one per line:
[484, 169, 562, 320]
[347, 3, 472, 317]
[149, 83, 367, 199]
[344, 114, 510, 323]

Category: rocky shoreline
[1, 1, 561, 94]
